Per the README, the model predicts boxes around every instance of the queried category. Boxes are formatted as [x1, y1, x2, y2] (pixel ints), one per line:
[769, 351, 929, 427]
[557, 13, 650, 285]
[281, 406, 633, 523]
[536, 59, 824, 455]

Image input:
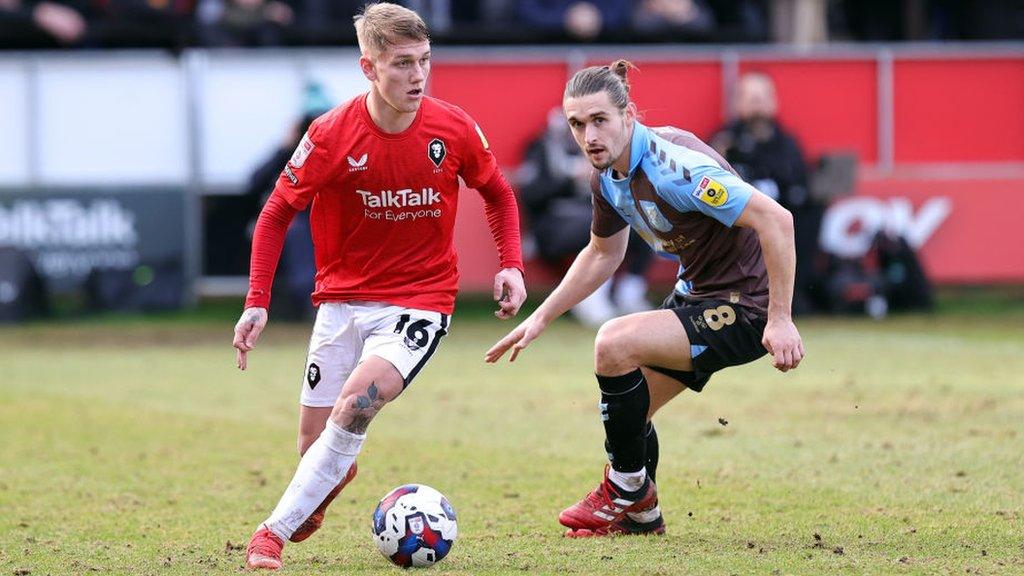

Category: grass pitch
[1, 304, 1023, 575]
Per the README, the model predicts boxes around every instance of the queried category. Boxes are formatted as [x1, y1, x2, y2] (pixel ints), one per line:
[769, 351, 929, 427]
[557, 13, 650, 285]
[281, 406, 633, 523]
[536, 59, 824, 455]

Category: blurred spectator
[711, 72, 823, 313]
[197, 0, 294, 47]
[236, 81, 333, 319]
[829, 0, 905, 41]
[293, 0, 363, 44]
[518, 0, 632, 41]
[519, 108, 655, 327]
[706, 0, 769, 41]
[633, 0, 716, 40]
[3, 0, 1020, 48]
[829, 0, 1022, 41]
[0, 1, 89, 48]
[90, 0, 196, 49]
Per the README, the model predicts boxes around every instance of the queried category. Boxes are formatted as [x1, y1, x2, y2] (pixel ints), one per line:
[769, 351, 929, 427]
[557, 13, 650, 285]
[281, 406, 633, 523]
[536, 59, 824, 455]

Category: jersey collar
[358, 92, 426, 140]
[609, 121, 649, 181]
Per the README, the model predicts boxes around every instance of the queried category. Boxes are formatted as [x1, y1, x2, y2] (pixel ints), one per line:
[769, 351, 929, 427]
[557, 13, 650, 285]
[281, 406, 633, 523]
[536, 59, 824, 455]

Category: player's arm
[475, 170, 527, 319]
[233, 190, 299, 370]
[485, 227, 629, 363]
[233, 121, 330, 370]
[459, 116, 527, 319]
[734, 191, 804, 372]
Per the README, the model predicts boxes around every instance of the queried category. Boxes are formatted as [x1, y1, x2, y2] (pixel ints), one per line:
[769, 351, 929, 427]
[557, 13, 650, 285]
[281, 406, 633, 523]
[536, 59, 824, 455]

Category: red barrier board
[613, 61, 722, 140]
[437, 55, 1024, 290]
[430, 62, 568, 168]
[739, 60, 878, 163]
[894, 59, 1024, 162]
[455, 176, 1024, 291]
[823, 177, 1024, 283]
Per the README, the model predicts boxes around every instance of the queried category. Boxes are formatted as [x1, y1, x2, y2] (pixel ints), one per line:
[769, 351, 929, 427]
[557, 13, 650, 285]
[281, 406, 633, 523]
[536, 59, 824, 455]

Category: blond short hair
[354, 2, 430, 58]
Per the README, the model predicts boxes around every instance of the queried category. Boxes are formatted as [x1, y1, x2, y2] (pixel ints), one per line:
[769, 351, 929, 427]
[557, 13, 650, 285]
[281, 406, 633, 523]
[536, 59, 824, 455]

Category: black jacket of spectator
[713, 118, 823, 312]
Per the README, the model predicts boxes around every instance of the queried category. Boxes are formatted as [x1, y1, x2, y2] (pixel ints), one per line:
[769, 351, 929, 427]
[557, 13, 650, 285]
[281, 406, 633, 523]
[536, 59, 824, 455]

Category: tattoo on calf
[344, 381, 386, 434]
[345, 413, 372, 434]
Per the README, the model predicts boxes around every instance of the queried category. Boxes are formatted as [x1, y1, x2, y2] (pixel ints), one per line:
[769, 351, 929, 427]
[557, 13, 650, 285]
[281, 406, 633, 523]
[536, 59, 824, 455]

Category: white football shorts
[300, 301, 450, 408]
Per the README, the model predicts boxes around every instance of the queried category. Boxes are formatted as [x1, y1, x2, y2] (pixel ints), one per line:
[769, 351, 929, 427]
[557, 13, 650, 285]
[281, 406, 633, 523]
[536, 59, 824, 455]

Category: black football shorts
[647, 293, 768, 392]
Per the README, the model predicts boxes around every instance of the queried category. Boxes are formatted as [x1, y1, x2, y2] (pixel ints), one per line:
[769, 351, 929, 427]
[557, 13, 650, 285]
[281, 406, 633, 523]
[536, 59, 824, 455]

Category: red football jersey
[273, 93, 501, 314]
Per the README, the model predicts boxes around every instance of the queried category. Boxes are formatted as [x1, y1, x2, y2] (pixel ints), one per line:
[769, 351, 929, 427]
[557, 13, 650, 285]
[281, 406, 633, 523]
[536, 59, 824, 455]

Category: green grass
[1, 310, 1023, 575]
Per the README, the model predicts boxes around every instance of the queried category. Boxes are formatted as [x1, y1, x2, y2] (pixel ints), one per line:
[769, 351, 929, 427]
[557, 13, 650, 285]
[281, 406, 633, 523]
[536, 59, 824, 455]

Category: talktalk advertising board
[0, 188, 187, 294]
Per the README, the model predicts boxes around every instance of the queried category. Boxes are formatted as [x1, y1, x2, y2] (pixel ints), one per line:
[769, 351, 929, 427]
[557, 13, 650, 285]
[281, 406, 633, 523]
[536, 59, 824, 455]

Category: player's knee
[331, 388, 393, 433]
[594, 317, 636, 374]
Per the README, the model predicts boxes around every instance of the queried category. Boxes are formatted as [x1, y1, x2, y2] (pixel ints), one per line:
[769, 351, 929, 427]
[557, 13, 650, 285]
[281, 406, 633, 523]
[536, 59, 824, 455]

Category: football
[371, 484, 458, 568]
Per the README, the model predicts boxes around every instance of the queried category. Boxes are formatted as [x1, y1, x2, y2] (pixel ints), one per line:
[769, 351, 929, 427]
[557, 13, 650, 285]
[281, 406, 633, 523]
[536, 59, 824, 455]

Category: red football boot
[558, 466, 659, 534]
[245, 525, 284, 570]
[289, 460, 358, 543]
[564, 512, 666, 538]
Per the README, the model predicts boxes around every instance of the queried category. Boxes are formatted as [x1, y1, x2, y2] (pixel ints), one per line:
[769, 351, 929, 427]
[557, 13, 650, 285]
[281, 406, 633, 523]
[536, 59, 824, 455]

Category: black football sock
[644, 421, 659, 484]
[597, 368, 649, 474]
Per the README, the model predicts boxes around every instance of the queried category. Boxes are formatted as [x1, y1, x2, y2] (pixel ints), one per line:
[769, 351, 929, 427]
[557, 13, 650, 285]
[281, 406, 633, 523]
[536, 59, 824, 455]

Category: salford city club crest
[428, 138, 446, 168]
[639, 200, 673, 233]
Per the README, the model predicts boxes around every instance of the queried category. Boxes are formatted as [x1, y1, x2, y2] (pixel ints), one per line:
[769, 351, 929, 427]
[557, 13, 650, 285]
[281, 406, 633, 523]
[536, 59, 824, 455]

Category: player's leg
[250, 304, 449, 565]
[596, 309, 690, 485]
[246, 303, 362, 569]
[594, 367, 682, 489]
[287, 305, 449, 542]
[645, 367, 686, 419]
[298, 406, 331, 456]
[638, 367, 686, 484]
[560, 310, 689, 536]
[258, 356, 402, 554]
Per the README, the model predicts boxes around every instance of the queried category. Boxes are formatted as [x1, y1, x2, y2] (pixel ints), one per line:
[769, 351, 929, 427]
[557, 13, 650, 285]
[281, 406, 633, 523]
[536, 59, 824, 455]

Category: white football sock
[627, 504, 662, 523]
[263, 420, 365, 541]
[608, 466, 647, 493]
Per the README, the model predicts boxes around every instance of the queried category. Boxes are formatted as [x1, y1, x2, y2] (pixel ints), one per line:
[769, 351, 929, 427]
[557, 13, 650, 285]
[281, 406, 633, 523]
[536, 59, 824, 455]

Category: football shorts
[300, 301, 450, 408]
[648, 293, 767, 392]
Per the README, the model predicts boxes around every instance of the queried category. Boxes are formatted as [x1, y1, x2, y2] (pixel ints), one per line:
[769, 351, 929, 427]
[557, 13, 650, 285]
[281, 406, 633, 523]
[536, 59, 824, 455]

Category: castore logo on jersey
[347, 153, 368, 172]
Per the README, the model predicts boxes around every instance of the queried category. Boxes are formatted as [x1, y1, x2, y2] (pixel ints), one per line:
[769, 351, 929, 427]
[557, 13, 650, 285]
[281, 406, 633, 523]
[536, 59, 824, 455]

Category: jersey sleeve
[660, 163, 756, 227]
[273, 118, 336, 210]
[458, 114, 498, 189]
[589, 171, 629, 237]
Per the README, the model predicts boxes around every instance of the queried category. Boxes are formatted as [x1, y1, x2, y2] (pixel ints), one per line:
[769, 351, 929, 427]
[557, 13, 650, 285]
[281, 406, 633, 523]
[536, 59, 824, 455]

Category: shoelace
[249, 530, 282, 556]
[586, 480, 620, 513]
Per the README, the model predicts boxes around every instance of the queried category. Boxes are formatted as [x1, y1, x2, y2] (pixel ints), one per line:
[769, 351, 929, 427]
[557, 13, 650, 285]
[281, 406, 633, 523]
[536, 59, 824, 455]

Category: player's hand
[485, 315, 547, 363]
[233, 307, 268, 371]
[493, 267, 526, 320]
[762, 316, 804, 372]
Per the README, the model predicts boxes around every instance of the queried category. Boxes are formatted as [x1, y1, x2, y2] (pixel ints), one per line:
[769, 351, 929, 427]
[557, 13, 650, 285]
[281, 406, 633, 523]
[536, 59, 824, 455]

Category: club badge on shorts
[428, 138, 446, 168]
[306, 362, 321, 389]
[693, 176, 729, 207]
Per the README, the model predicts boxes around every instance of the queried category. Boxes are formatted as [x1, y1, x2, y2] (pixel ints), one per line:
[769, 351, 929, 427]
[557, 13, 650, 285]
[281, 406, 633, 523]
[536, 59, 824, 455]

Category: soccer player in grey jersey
[487, 60, 804, 537]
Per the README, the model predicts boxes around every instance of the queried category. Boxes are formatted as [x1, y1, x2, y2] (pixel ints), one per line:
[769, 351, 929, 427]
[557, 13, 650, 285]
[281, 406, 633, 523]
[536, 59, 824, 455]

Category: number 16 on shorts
[300, 302, 450, 407]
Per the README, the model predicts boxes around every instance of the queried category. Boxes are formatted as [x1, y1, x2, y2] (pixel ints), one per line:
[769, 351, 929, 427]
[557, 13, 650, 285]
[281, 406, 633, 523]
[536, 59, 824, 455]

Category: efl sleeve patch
[693, 176, 729, 207]
[289, 133, 315, 168]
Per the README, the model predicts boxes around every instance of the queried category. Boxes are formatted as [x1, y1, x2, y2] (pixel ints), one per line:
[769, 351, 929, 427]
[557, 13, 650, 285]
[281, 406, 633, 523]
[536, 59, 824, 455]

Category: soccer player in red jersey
[487, 61, 803, 537]
[232, 3, 525, 569]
